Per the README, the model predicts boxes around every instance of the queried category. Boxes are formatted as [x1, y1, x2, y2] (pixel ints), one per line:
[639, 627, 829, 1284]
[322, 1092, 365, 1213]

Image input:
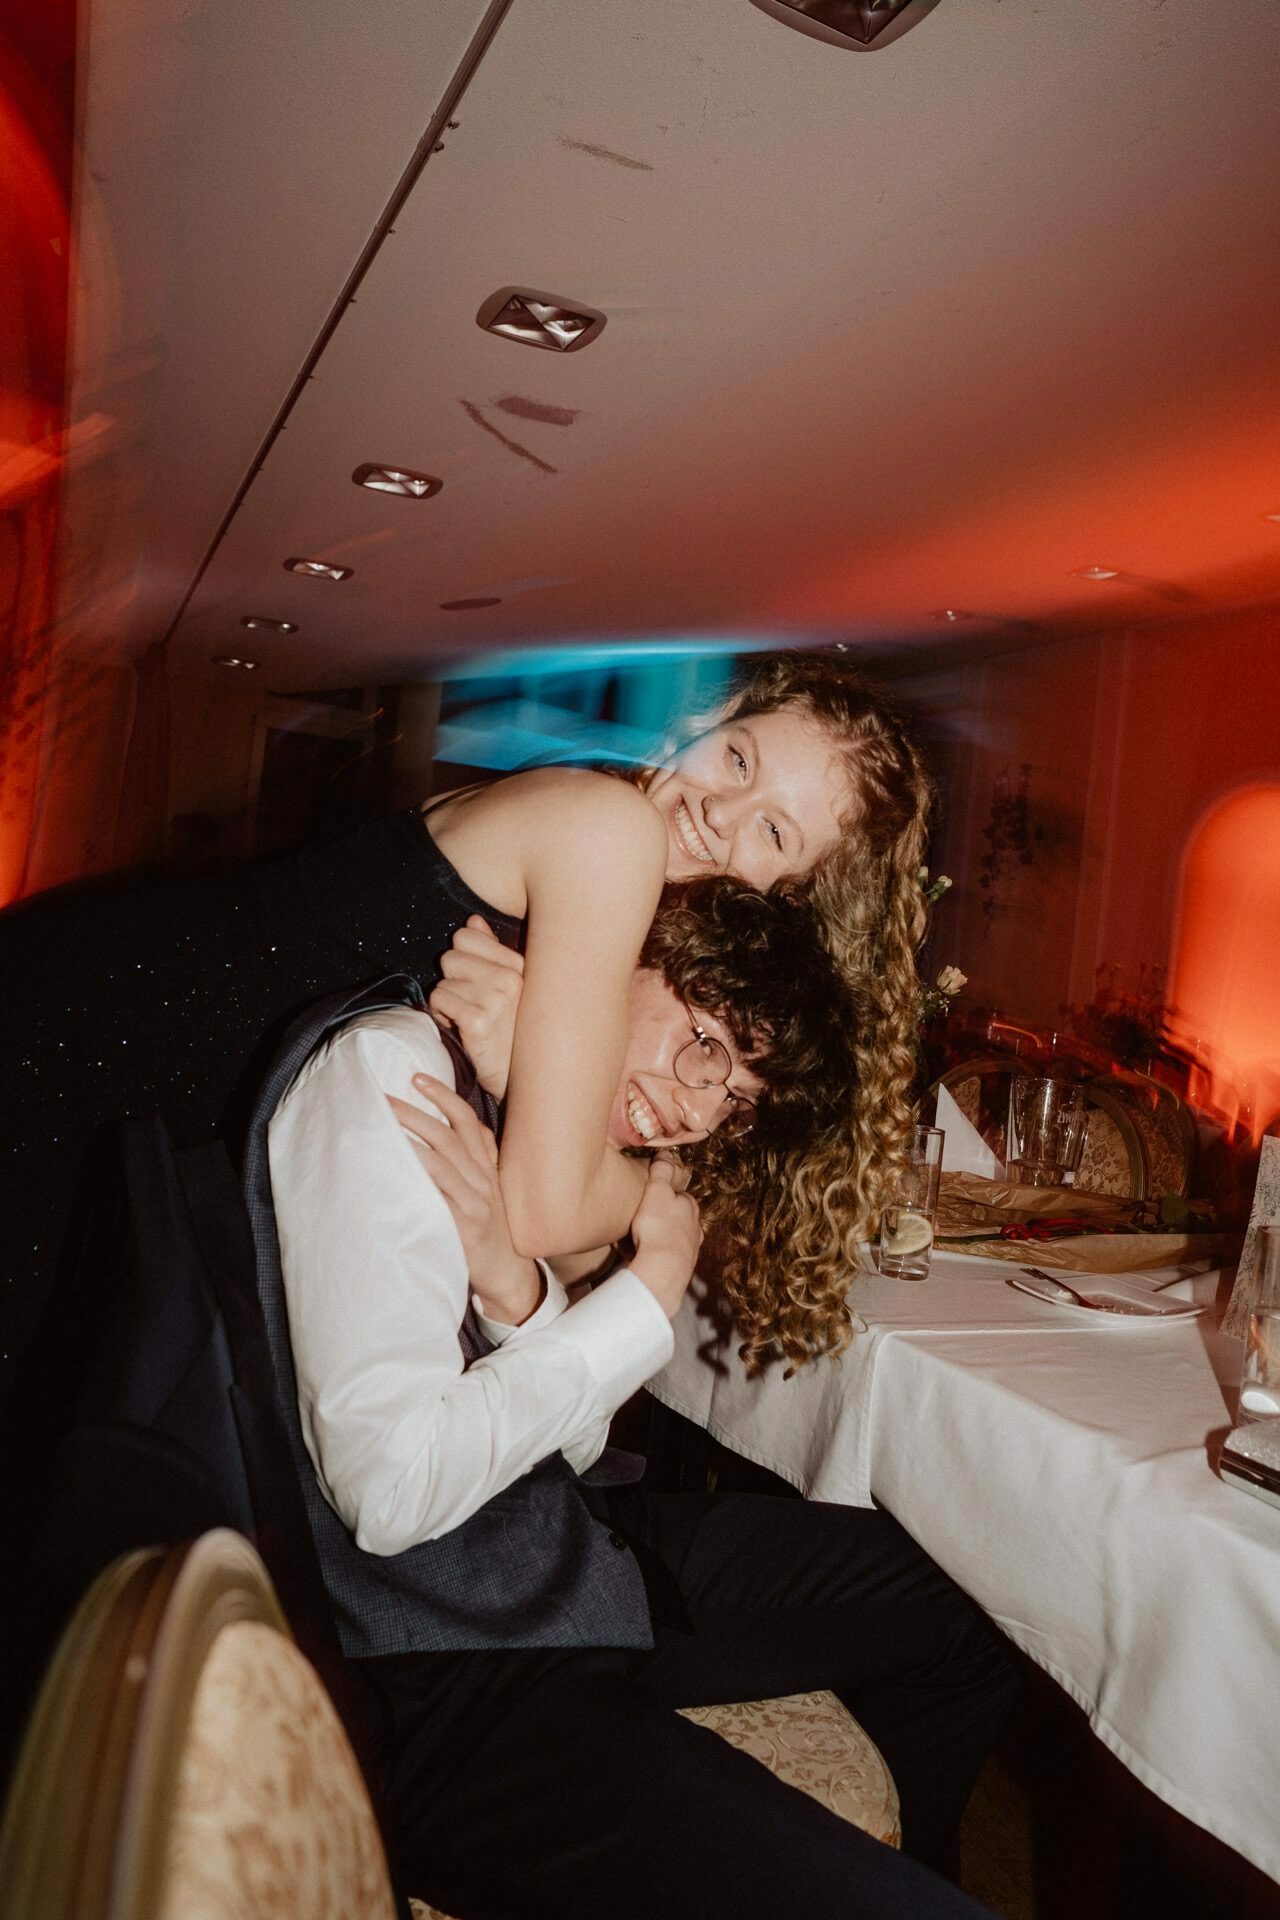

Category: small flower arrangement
[919, 964, 969, 1025]
[917, 870, 967, 1026]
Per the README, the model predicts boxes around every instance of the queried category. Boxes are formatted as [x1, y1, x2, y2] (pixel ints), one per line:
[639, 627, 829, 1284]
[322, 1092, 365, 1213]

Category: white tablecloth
[649, 1252, 1280, 1884]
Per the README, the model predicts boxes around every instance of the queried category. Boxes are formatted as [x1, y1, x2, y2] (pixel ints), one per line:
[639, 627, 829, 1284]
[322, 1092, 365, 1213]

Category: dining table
[648, 1250, 1279, 1886]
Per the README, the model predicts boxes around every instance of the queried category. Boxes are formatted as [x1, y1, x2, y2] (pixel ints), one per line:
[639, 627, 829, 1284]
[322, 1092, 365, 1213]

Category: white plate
[1004, 1273, 1205, 1320]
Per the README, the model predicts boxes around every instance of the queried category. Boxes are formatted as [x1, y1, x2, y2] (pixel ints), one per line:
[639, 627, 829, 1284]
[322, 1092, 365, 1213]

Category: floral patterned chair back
[1074, 1085, 1148, 1199]
[3, 1530, 901, 1920]
[935, 1056, 1032, 1157]
[932, 1060, 1150, 1200]
[0, 1530, 397, 1920]
[408, 1689, 900, 1920]
[1095, 1074, 1194, 1200]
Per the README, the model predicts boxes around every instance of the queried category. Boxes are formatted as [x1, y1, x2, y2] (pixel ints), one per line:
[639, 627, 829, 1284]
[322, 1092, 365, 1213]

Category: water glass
[1006, 1076, 1088, 1187]
[1239, 1225, 1280, 1424]
[878, 1125, 944, 1280]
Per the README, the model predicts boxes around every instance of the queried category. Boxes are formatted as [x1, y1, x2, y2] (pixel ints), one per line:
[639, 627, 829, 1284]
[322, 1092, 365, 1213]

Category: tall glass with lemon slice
[878, 1125, 944, 1280]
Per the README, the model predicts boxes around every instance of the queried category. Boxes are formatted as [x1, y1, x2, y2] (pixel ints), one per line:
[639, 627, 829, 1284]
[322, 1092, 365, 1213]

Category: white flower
[936, 965, 967, 997]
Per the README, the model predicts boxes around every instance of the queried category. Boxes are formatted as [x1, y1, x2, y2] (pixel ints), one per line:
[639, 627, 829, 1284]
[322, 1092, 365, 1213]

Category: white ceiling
[60, 0, 1280, 688]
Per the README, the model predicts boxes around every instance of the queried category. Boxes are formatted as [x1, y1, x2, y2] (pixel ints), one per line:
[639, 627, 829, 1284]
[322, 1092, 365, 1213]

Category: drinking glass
[1239, 1225, 1280, 1424]
[1006, 1076, 1088, 1188]
[878, 1125, 944, 1280]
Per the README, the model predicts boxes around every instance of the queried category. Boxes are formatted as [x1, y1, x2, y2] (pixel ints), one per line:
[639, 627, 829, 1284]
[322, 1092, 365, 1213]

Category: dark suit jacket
[15, 1114, 340, 1686]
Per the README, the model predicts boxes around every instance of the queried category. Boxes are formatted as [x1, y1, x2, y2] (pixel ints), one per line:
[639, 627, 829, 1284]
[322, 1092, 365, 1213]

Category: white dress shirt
[268, 1007, 673, 1557]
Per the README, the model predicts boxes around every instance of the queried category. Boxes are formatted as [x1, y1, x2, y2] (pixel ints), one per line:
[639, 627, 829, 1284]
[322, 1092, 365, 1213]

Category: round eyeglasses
[674, 1002, 758, 1139]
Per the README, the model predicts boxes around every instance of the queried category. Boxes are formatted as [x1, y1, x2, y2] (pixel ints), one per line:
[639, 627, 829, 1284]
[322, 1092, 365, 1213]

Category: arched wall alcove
[1170, 783, 1280, 1141]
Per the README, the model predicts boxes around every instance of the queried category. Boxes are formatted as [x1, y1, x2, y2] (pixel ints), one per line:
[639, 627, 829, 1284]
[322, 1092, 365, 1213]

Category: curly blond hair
[715, 652, 932, 1250]
[644, 652, 936, 1374]
[588, 649, 933, 1371]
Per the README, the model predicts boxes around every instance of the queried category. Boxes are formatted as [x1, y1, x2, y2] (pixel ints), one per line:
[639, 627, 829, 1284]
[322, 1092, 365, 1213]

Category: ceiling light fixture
[1073, 566, 1121, 582]
[748, 0, 944, 54]
[1262, 510, 1280, 524]
[284, 557, 354, 581]
[212, 654, 259, 670]
[929, 608, 973, 622]
[440, 596, 502, 610]
[240, 615, 297, 633]
[351, 464, 444, 499]
[477, 287, 607, 353]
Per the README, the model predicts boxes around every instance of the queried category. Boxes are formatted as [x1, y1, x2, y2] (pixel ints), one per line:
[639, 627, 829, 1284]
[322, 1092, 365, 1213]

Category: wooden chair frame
[0, 1532, 293, 1920]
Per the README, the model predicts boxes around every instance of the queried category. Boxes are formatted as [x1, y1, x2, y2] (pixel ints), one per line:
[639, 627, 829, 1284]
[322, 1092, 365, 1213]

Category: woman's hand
[628, 1155, 703, 1319]
[389, 1073, 543, 1326]
[427, 916, 525, 1100]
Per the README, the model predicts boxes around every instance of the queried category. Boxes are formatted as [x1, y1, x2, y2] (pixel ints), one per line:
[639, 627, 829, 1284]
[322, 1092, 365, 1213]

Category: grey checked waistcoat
[243, 974, 652, 1660]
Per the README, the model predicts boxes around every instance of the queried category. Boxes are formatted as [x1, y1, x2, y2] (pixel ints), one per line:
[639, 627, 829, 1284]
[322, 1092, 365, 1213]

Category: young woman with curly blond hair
[0, 647, 929, 1388]
[656, 650, 933, 1334]
[389, 647, 934, 1376]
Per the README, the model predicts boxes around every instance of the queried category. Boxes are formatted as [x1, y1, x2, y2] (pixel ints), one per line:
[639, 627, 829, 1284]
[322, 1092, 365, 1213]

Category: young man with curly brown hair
[257, 882, 1014, 1920]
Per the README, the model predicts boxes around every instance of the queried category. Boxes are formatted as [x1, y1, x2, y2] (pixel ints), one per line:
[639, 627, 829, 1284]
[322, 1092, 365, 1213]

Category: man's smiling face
[606, 970, 765, 1151]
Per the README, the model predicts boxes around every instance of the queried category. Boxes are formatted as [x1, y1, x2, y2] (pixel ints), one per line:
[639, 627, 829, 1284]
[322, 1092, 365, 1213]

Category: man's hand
[628, 1155, 702, 1320]
[427, 916, 524, 1100]
[390, 1073, 543, 1326]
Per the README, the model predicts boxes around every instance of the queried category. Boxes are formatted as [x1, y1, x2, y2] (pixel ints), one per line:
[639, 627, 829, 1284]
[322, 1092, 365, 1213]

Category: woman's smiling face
[646, 706, 855, 889]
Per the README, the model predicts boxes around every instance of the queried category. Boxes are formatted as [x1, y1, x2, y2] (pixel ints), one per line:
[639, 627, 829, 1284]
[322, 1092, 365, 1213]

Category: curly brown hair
[641, 879, 867, 1375]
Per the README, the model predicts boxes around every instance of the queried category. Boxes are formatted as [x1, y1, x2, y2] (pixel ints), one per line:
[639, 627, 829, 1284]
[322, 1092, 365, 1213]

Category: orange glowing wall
[906, 632, 1105, 1029]
[0, 2, 75, 903]
[905, 602, 1280, 1127]
[1171, 787, 1280, 1141]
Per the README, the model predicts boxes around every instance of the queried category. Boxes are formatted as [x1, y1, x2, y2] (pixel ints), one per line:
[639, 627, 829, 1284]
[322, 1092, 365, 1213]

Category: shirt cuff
[556, 1265, 675, 1402]
[474, 1261, 568, 1346]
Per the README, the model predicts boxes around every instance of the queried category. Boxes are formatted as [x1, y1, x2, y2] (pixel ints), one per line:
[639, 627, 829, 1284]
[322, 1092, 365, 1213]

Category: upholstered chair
[1073, 1084, 1148, 1198]
[413, 1694, 900, 1918]
[1, 1531, 899, 1920]
[1096, 1074, 1194, 1200]
[935, 1059, 1149, 1200]
[935, 1056, 1031, 1149]
[0, 1530, 396, 1920]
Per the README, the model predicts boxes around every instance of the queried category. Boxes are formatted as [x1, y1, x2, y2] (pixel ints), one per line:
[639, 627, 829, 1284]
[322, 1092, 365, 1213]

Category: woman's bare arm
[426, 769, 666, 1256]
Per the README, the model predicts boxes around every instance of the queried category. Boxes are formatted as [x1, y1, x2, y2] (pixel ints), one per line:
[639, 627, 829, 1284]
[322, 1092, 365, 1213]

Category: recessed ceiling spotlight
[929, 608, 973, 622]
[477, 287, 607, 353]
[439, 596, 502, 611]
[748, 0, 944, 54]
[283, 557, 354, 581]
[351, 463, 443, 498]
[240, 615, 297, 632]
[212, 654, 259, 670]
[1073, 566, 1121, 582]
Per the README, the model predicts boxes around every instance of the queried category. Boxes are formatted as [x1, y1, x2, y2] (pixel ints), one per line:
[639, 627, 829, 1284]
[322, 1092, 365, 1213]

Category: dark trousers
[355, 1491, 1017, 1920]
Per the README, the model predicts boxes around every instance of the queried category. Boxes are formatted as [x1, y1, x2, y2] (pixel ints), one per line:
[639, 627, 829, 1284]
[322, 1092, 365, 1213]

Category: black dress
[0, 808, 522, 1402]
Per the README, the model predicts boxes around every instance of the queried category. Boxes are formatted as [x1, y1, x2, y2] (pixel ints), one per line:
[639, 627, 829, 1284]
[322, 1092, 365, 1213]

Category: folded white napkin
[935, 1083, 1004, 1180]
